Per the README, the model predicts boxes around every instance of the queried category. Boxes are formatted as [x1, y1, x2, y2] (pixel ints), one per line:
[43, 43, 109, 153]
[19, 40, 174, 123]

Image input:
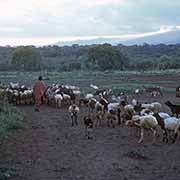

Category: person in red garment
[33, 76, 46, 111]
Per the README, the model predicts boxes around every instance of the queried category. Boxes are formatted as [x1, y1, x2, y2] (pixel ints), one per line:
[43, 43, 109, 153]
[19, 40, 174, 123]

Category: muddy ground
[0, 75, 180, 180]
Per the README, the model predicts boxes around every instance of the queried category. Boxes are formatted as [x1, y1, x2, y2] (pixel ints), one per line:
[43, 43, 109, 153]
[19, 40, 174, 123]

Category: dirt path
[1, 105, 180, 180]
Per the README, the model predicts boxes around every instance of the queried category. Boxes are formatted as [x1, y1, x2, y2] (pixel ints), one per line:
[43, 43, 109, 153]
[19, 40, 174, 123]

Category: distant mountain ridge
[55, 28, 180, 46]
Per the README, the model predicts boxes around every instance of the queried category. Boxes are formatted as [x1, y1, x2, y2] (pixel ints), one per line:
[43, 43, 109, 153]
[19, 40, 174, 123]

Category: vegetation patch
[0, 166, 17, 180]
[125, 150, 151, 160]
[0, 101, 24, 140]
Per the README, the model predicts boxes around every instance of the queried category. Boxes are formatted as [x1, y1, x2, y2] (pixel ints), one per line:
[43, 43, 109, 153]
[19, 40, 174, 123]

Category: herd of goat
[0, 82, 180, 143]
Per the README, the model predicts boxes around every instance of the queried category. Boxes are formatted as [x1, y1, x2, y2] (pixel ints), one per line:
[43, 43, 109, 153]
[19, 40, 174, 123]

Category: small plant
[125, 150, 150, 160]
[0, 166, 17, 180]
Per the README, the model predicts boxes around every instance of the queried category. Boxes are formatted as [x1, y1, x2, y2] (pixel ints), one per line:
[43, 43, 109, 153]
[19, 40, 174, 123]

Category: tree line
[0, 43, 180, 71]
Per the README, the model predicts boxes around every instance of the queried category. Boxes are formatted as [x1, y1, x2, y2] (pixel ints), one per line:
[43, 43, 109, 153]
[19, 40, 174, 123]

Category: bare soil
[0, 74, 180, 180]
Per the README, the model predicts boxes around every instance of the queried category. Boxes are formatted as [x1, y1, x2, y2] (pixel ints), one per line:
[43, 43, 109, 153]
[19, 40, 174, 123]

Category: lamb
[83, 115, 94, 139]
[68, 104, 80, 126]
[126, 115, 158, 143]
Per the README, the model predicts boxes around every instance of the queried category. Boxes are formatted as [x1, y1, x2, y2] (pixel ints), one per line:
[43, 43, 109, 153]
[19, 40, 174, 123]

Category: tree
[88, 44, 126, 70]
[12, 46, 41, 71]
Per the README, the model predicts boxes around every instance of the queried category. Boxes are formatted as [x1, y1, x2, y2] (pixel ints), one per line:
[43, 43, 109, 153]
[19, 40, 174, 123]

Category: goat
[84, 115, 94, 139]
[165, 101, 180, 117]
[141, 102, 162, 113]
[54, 94, 63, 108]
[88, 98, 97, 113]
[126, 115, 158, 143]
[68, 104, 80, 126]
[99, 96, 109, 112]
[153, 113, 180, 143]
[107, 103, 121, 127]
[94, 102, 104, 127]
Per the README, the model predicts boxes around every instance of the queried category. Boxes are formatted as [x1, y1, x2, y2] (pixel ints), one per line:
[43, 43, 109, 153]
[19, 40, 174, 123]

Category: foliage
[11, 46, 41, 71]
[88, 44, 126, 70]
[1, 43, 180, 71]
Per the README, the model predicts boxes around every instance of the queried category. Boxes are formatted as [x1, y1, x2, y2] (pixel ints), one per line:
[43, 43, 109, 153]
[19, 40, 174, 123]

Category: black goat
[165, 101, 180, 116]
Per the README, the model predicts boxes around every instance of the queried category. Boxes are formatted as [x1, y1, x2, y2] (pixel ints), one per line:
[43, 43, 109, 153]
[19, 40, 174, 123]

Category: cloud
[0, 0, 180, 44]
[80, 0, 125, 6]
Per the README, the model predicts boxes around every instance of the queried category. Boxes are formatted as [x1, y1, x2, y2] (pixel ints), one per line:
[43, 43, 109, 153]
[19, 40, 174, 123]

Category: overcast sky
[0, 0, 180, 45]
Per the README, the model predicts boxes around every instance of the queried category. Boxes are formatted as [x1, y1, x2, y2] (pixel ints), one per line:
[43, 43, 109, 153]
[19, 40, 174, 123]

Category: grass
[0, 101, 24, 140]
[0, 69, 179, 94]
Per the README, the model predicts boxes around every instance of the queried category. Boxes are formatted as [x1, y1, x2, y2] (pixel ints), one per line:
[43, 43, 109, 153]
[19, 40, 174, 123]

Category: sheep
[68, 104, 80, 126]
[126, 115, 158, 143]
[84, 115, 94, 139]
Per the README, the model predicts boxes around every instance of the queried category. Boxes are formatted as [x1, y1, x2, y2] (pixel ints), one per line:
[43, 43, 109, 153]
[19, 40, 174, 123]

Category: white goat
[54, 94, 63, 108]
[126, 115, 158, 143]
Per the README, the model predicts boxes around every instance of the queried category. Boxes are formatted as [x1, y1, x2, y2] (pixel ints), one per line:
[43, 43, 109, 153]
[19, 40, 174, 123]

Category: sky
[0, 0, 180, 46]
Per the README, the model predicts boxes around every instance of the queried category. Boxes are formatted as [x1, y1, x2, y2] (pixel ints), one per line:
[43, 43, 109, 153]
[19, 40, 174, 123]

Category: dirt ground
[0, 77, 180, 180]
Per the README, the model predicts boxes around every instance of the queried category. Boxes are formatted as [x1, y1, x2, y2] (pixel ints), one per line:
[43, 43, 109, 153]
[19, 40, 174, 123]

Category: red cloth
[33, 80, 46, 107]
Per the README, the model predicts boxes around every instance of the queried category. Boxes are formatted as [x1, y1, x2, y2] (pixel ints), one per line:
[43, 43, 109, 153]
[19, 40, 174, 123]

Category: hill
[55, 28, 180, 46]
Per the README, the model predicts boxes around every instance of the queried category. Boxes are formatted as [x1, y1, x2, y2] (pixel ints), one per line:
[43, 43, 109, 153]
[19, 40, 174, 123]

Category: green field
[0, 70, 179, 94]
